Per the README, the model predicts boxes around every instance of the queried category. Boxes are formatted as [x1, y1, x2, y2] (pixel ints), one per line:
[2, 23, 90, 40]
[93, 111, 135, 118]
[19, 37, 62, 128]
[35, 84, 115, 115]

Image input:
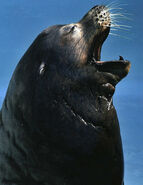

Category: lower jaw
[87, 56, 130, 82]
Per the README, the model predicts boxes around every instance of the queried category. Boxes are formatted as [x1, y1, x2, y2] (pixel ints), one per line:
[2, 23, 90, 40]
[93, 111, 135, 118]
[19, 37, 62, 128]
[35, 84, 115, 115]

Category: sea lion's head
[2, 5, 130, 185]
[32, 5, 130, 119]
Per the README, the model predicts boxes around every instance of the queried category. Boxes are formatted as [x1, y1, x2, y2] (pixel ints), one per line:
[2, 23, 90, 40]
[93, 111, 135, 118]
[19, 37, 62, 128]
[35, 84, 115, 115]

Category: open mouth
[87, 28, 131, 84]
[90, 28, 110, 62]
[81, 5, 131, 85]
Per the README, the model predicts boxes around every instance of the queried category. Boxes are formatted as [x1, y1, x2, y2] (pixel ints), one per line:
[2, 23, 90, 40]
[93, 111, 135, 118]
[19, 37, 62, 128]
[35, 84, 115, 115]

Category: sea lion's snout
[80, 5, 111, 30]
[77, 5, 112, 64]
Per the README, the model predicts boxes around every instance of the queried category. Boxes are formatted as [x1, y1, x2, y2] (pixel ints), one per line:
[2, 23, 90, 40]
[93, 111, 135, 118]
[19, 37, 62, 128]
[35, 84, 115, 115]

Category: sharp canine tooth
[119, 56, 124, 60]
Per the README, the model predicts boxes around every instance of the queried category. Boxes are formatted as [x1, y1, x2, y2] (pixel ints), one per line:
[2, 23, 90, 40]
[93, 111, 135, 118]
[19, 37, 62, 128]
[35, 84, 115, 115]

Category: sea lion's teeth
[119, 56, 124, 60]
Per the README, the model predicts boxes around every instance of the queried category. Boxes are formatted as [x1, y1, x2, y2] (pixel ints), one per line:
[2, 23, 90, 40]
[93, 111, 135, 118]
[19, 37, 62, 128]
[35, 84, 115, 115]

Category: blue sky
[0, 0, 143, 184]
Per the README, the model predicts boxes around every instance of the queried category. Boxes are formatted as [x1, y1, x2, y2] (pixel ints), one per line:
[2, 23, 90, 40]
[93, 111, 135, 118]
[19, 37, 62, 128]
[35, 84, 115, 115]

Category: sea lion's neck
[0, 97, 123, 185]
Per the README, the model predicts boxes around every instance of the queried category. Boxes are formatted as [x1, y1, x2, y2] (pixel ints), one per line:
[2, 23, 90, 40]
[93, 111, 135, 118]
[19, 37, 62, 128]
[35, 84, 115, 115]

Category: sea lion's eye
[63, 25, 77, 34]
[70, 25, 77, 32]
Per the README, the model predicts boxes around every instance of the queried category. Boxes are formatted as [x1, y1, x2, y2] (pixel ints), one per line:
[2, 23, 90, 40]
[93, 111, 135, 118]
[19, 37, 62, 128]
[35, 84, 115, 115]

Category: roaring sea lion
[0, 5, 130, 185]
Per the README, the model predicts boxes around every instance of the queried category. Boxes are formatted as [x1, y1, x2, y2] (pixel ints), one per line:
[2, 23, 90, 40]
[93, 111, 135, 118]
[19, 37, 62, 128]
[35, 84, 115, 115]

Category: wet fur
[0, 6, 128, 185]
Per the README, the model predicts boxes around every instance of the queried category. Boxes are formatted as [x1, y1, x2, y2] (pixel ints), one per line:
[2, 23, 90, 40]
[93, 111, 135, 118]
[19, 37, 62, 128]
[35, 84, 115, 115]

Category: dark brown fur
[0, 5, 130, 185]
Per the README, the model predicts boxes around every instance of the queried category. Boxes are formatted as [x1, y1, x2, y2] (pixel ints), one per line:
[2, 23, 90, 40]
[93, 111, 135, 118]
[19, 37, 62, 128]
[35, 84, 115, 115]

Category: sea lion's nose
[80, 5, 111, 29]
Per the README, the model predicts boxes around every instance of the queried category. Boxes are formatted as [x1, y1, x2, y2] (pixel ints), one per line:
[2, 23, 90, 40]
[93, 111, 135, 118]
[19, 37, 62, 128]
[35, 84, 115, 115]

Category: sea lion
[0, 5, 130, 185]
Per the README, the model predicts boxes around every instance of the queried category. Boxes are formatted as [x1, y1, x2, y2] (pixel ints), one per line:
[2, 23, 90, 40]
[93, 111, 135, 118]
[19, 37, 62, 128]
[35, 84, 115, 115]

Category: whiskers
[104, 1, 132, 39]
